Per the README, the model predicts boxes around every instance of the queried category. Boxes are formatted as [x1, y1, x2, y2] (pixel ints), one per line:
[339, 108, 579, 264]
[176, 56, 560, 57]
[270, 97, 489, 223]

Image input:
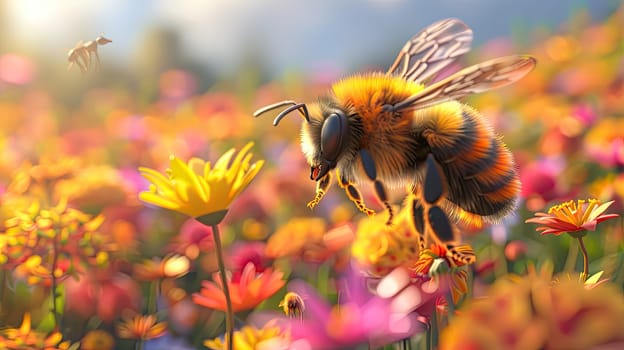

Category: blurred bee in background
[279, 292, 305, 320]
[255, 19, 535, 262]
[67, 35, 112, 73]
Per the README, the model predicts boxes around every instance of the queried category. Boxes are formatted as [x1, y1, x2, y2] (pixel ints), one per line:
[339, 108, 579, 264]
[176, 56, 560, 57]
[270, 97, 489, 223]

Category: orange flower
[265, 218, 353, 264]
[116, 314, 167, 341]
[193, 262, 285, 312]
[81, 330, 114, 350]
[133, 254, 191, 281]
[0, 313, 75, 350]
[265, 217, 326, 260]
[410, 244, 474, 304]
[440, 268, 624, 350]
[526, 199, 619, 236]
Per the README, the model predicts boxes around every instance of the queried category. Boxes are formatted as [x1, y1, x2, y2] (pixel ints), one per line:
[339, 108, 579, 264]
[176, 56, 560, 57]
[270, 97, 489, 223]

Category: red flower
[192, 262, 285, 312]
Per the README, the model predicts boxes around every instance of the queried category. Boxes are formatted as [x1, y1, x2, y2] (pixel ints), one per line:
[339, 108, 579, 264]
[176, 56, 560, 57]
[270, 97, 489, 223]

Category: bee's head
[304, 106, 350, 181]
[254, 100, 354, 181]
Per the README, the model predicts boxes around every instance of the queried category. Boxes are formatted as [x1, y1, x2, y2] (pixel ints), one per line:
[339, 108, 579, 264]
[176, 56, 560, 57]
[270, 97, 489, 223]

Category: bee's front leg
[307, 171, 332, 209]
[359, 149, 393, 225]
[337, 169, 375, 217]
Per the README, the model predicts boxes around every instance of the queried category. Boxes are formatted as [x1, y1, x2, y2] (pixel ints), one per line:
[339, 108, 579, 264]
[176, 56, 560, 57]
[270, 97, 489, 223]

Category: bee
[67, 35, 112, 73]
[278, 292, 305, 320]
[254, 19, 535, 262]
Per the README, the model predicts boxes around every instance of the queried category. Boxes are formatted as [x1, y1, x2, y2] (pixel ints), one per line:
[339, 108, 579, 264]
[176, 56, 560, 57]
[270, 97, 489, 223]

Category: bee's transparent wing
[387, 55, 536, 112]
[387, 18, 473, 83]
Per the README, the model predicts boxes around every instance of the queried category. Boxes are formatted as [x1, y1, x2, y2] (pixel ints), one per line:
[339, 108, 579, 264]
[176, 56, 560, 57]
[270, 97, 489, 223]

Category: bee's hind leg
[307, 172, 332, 209]
[421, 153, 456, 242]
[416, 154, 476, 264]
[359, 149, 393, 224]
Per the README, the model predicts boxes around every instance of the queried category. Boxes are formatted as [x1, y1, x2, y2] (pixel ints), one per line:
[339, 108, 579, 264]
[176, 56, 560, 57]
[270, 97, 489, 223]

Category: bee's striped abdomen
[412, 101, 519, 223]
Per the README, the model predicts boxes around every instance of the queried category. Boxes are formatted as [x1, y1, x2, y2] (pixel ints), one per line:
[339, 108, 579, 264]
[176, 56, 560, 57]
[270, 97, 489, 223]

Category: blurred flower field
[1, 4, 624, 350]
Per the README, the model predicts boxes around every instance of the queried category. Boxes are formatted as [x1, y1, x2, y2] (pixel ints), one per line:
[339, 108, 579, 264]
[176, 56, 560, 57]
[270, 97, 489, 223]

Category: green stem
[148, 280, 160, 314]
[426, 320, 432, 350]
[51, 232, 60, 330]
[0, 271, 5, 308]
[445, 292, 455, 322]
[578, 237, 589, 282]
[136, 339, 144, 350]
[431, 309, 439, 350]
[212, 225, 234, 350]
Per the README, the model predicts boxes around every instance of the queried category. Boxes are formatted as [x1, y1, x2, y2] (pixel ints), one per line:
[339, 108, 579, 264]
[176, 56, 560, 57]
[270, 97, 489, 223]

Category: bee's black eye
[321, 112, 348, 162]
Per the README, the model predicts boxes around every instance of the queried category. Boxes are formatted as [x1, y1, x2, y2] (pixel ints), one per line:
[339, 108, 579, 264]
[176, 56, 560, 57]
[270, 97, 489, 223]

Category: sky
[3, 0, 621, 76]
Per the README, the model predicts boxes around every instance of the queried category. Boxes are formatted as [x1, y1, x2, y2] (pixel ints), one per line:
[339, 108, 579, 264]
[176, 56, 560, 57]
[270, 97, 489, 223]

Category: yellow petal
[140, 168, 181, 199]
[585, 200, 614, 223]
[178, 158, 209, 202]
[214, 148, 236, 171]
[171, 179, 190, 202]
[226, 142, 254, 182]
[230, 161, 264, 199]
[139, 191, 184, 212]
[20, 312, 31, 335]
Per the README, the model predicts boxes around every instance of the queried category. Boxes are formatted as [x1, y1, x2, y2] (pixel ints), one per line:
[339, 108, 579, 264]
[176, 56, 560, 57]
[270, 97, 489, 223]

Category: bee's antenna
[273, 103, 309, 126]
[253, 100, 310, 125]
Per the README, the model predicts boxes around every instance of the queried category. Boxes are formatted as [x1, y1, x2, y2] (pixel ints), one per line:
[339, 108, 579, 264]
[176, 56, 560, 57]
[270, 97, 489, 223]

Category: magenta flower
[283, 270, 422, 349]
[227, 241, 269, 283]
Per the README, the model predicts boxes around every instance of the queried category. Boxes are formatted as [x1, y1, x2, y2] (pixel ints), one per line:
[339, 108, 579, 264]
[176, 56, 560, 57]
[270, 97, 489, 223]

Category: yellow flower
[351, 205, 420, 276]
[138, 142, 264, 219]
[3, 198, 112, 285]
[116, 314, 167, 341]
[265, 217, 326, 260]
[0, 312, 75, 350]
[204, 320, 290, 350]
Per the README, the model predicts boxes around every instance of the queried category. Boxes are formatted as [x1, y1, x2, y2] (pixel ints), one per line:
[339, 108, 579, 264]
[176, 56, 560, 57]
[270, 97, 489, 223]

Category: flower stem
[51, 232, 60, 330]
[400, 338, 412, 350]
[212, 224, 234, 350]
[578, 237, 589, 281]
[148, 280, 160, 314]
[136, 339, 144, 350]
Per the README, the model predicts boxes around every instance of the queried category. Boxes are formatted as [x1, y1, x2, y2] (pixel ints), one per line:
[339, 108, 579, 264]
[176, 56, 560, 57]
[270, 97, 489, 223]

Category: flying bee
[67, 35, 112, 73]
[278, 292, 305, 320]
[255, 19, 535, 261]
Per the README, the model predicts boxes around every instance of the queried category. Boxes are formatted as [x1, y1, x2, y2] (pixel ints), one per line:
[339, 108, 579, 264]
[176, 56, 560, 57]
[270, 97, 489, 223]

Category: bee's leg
[446, 244, 477, 265]
[411, 197, 427, 253]
[307, 171, 332, 209]
[419, 154, 475, 264]
[337, 170, 375, 216]
[421, 154, 454, 240]
[359, 149, 393, 224]
[412, 154, 461, 256]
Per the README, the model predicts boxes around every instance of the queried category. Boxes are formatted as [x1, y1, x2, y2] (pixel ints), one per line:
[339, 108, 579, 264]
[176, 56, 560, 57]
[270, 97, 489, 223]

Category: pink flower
[284, 270, 422, 349]
[227, 242, 269, 283]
